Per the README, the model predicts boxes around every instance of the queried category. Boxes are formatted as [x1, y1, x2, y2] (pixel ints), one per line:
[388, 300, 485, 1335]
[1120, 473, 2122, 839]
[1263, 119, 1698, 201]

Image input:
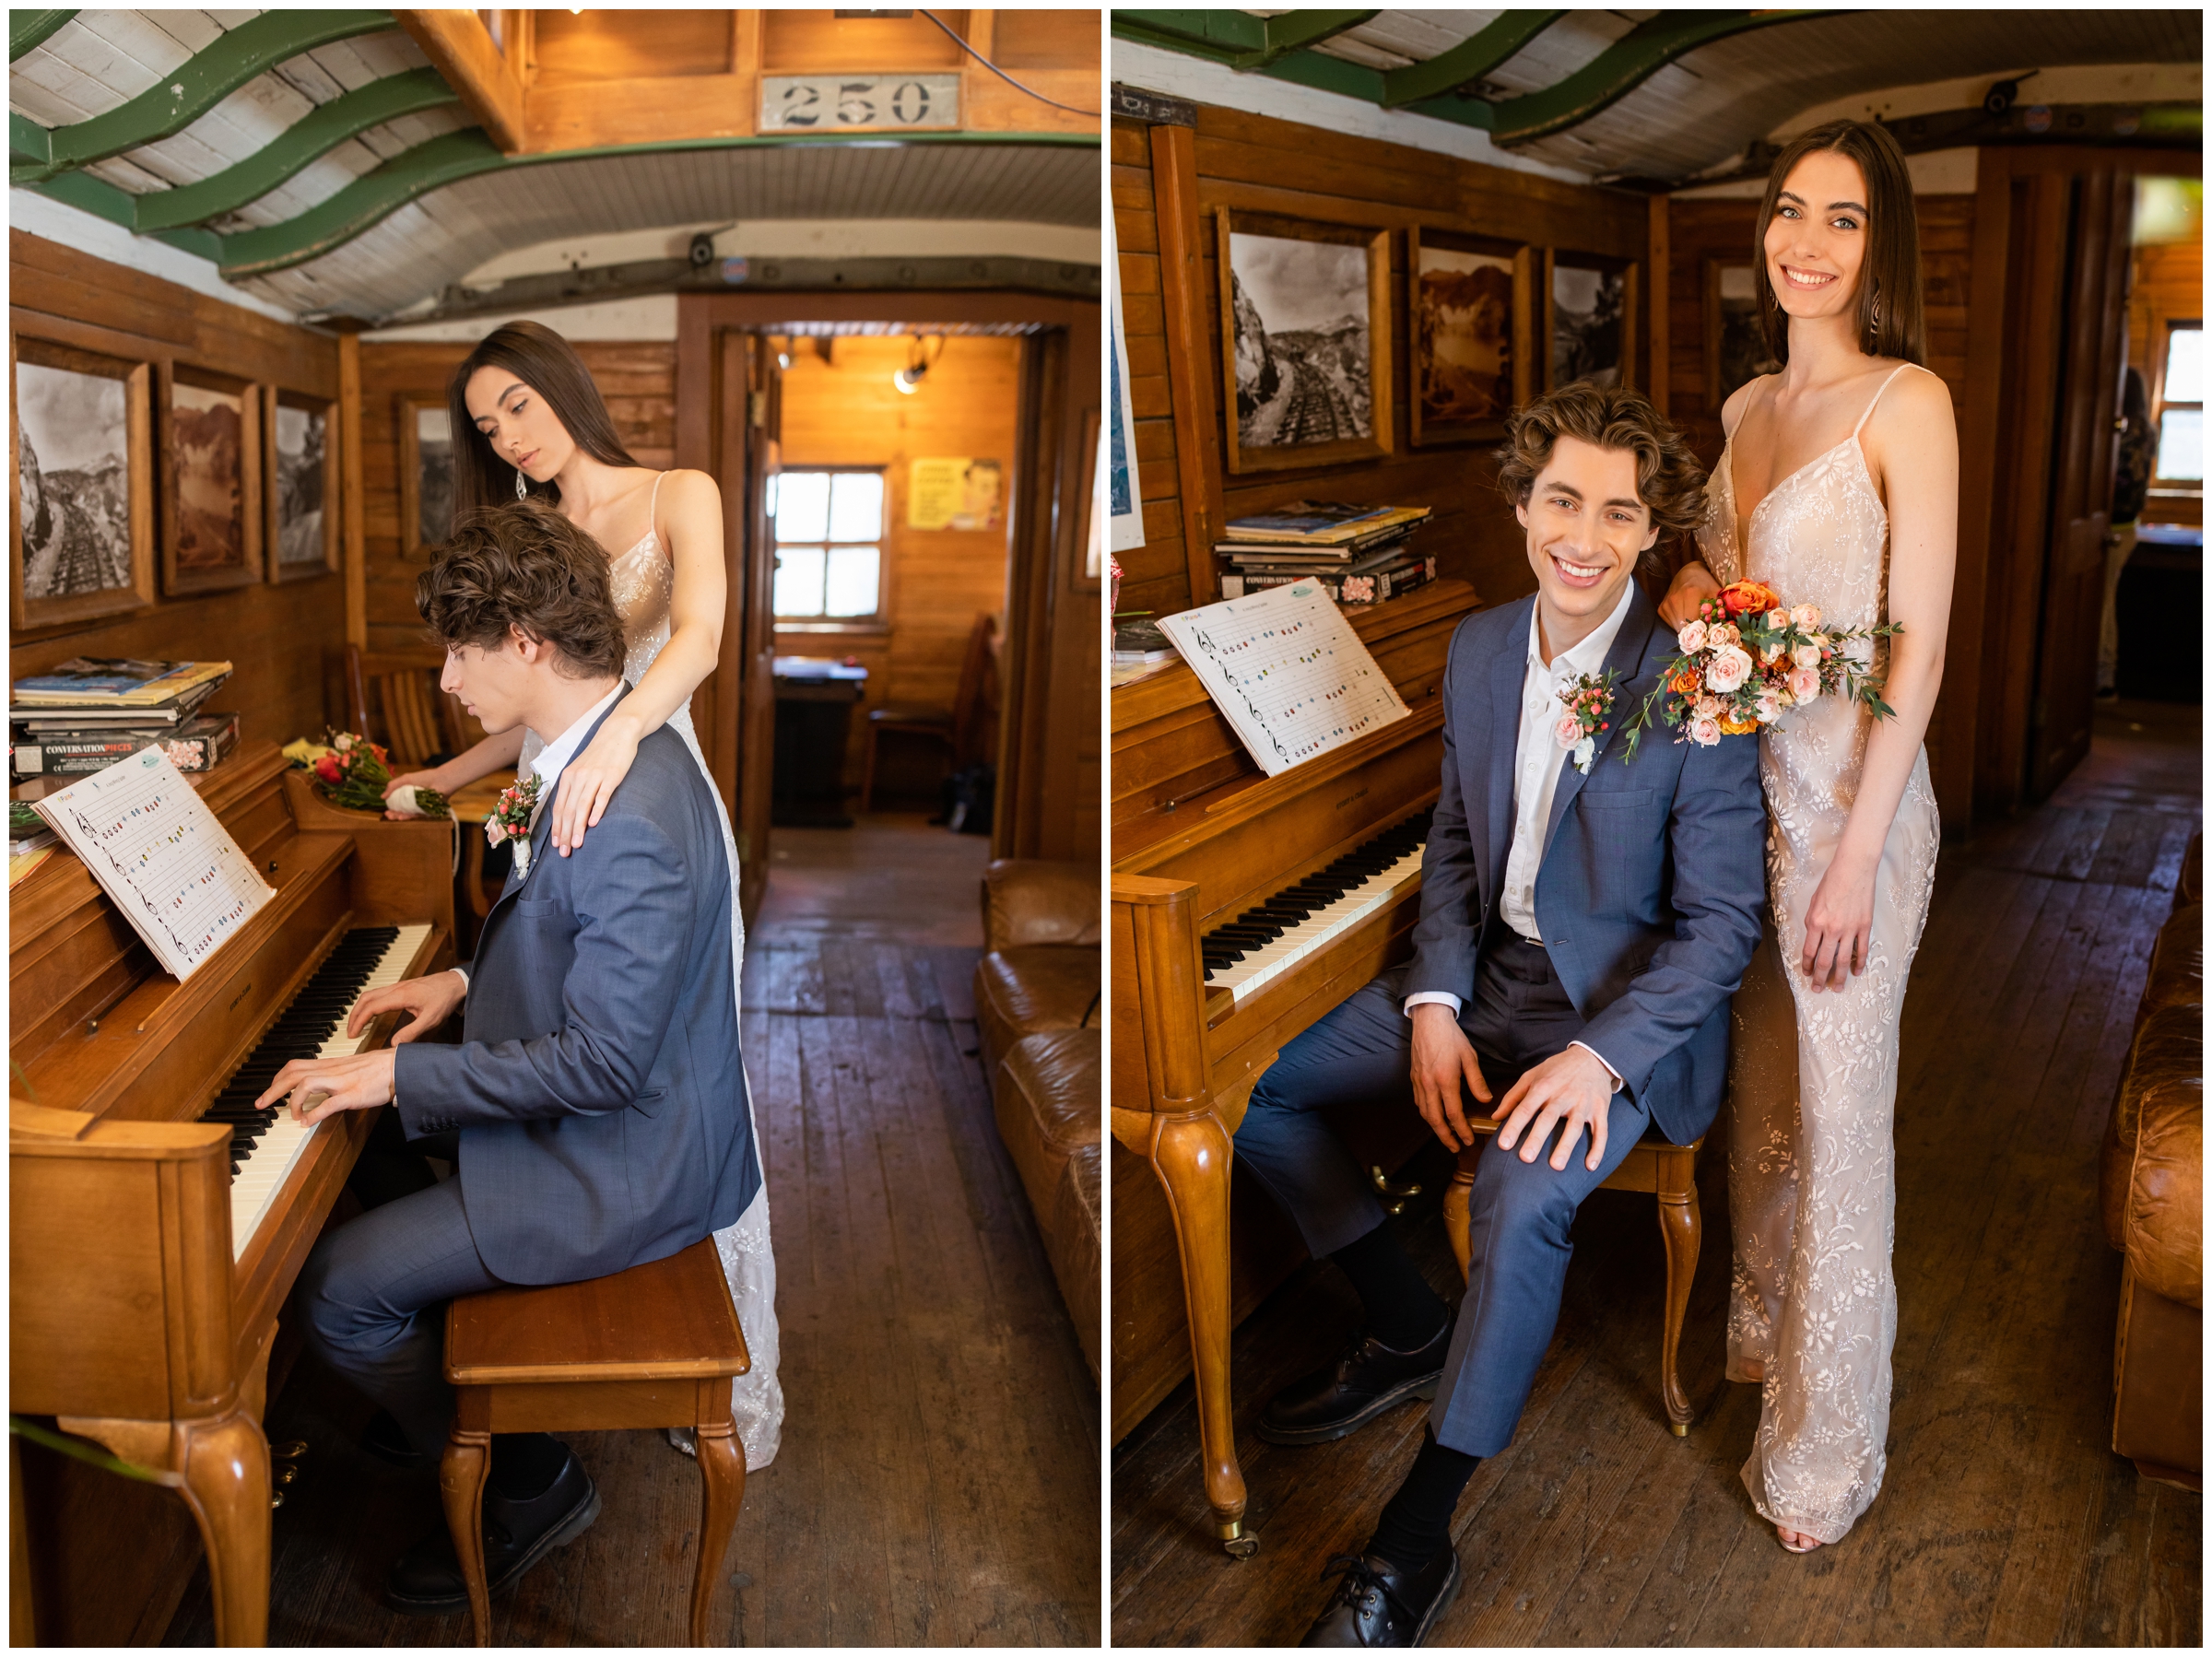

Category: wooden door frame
[675, 289, 1102, 867]
[1949, 144, 2201, 827]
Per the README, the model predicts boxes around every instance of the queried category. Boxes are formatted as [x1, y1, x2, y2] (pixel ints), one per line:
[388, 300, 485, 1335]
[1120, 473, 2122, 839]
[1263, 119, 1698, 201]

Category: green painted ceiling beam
[22, 164, 224, 262]
[12, 8, 396, 183]
[1240, 12, 1377, 71]
[1109, 12, 1268, 65]
[1482, 11, 1839, 146]
[1378, 12, 1565, 108]
[213, 126, 1100, 279]
[10, 10, 76, 62]
[131, 66, 460, 232]
[12, 111, 53, 168]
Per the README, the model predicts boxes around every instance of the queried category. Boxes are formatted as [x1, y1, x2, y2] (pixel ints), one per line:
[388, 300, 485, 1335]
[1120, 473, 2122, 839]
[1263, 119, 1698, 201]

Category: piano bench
[440, 1237, 751, 1645]
[1441, 1129, 1703, 1436]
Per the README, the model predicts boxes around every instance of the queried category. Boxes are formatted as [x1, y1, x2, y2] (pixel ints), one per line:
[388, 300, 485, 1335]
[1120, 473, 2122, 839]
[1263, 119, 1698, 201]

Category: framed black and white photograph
[1216, 208, 1394, 474]
[163, 364, 262, 595]
[1546, 252, 1639, 393]
[398, 395, 455, 559]
[1409, 228, 1532, 447]
[265, 389, 338, 582]
[11, 333, 157, 629]
[1705, 257, 1778, 409]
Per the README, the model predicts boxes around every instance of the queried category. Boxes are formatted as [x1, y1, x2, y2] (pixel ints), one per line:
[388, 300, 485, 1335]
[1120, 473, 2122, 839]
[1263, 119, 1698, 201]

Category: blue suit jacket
[1402, 585, 1765, 1146]
[394, 690, 760, 1284]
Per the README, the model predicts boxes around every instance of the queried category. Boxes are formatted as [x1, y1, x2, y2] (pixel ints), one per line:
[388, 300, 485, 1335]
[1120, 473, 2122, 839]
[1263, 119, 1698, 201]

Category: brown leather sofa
[2101, 832, 2201, 1488]
[974, 860, 1101, 1378]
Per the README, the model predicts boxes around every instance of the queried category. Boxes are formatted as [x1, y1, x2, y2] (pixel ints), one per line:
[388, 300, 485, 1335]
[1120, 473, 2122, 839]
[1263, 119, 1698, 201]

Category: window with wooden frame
[2151, 317, 2202, 486]
[771, 467, 888, 624]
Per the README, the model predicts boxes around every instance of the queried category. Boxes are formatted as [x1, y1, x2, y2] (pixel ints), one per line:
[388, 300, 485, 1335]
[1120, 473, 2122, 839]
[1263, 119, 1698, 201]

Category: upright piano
[1110, 579, 1482, 1555]
[10, 742, 457, 1645]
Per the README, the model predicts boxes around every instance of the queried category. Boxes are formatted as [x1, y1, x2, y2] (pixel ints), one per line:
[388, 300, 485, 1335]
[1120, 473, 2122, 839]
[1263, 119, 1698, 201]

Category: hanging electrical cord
[914, 9, 1103, 119]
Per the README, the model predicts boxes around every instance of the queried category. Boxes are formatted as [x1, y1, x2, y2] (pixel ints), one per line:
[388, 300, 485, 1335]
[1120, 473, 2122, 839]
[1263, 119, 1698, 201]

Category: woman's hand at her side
[548, 717, 642, 853]
[1658, 560, 1722, 630]
[1799, 849, 1877, 992]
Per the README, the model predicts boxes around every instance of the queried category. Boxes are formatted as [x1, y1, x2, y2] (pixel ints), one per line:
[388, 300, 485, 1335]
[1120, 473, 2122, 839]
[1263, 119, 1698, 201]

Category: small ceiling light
[892, 332, 941, 395]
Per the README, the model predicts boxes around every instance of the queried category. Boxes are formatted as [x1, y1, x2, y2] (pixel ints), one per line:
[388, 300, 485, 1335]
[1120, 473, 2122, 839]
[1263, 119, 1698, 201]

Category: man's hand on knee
[1495, 1048, 1615, 1171]
[1410, 1003, 1489, 1151]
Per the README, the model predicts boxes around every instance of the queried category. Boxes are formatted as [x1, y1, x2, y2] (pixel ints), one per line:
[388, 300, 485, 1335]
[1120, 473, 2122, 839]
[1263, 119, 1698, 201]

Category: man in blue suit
[258, 502, 759, 1613]
[1232, 386, 1765, 1646]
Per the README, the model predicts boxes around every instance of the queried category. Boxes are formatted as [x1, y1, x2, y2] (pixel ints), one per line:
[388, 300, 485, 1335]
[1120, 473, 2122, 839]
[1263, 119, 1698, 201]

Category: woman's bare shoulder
[1719, 374, 1769, 441]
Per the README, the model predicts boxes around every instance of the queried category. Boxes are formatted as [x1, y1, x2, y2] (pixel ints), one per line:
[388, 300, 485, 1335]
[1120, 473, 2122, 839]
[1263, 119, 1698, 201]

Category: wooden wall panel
[356, 339, 676, 656]
[9, 231, 344, 752]
[1112, 106, 1653, 622]
[772, 335, 1020, 789]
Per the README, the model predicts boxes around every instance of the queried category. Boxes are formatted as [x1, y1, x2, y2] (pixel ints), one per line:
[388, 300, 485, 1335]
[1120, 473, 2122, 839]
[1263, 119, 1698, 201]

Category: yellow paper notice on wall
[909, 457, 1002, 530]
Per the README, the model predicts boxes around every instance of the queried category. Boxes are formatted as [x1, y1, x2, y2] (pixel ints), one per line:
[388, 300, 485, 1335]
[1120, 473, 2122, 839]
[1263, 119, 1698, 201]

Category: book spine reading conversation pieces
[29, 749, 276, 980]
[11, 712, 241, 778]
[1154, 580, 1411, 778]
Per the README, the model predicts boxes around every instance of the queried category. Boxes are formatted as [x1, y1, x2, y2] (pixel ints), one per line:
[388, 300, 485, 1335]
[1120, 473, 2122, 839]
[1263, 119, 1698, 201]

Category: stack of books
[10, 658, 239, 781]
[1217, 501, 1437, 605]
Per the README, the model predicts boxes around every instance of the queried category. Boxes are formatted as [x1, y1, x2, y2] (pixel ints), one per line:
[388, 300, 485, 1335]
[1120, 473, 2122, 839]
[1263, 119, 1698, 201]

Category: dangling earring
[514, 466, 528, 500]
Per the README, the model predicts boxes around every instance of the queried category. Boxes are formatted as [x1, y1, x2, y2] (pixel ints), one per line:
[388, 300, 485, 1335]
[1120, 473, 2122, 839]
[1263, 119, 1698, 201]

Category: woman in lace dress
[1658, 121, 1956, 1552]
[385, 322, 783, 1470]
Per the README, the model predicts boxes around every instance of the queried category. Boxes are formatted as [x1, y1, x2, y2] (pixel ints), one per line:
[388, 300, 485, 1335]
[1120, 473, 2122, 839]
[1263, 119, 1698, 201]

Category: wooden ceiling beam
[394, 8, 525, 153]
[8, 9, 76, 62]
[1379, 11, 1565, 109]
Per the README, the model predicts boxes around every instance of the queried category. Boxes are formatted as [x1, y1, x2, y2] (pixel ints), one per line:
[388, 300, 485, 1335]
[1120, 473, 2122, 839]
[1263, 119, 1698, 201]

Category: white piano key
[1206, 846, 1426, 1005]
[230, 923, 431, 1257]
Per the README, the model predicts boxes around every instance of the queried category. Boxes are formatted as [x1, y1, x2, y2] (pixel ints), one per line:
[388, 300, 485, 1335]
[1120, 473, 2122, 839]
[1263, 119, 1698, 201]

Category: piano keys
[10, 745, 454, 1647]
[1110, 579, 1482, 1555]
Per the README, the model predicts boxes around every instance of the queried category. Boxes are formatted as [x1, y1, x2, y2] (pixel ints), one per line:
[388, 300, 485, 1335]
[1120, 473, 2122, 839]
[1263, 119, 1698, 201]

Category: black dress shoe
[360, 1408, 433, 1472]
[1300, 1548, 1461, 1647]
[384, 1450, 601, 1615]
[1256, 1321, 1452, 1446]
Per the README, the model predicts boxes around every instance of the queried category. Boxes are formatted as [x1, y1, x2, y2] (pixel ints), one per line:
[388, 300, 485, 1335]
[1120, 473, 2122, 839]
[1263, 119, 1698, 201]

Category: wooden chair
[342, 643, 474, 768]
[859, 611, 996, 811]
[1441, 1124, 1703, 1435]
[441, 1237, 751, 1646]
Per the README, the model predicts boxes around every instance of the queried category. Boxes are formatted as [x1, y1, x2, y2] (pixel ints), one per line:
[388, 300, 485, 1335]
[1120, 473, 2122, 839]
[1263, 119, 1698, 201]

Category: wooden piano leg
[441, 1405, 495, 1647]
[1654, 1146, 1700, 1436]
[176, 1412, 272, 1647]
[1147, 1106, 1253, 1557]
[1441, 1148, 1478, 1281]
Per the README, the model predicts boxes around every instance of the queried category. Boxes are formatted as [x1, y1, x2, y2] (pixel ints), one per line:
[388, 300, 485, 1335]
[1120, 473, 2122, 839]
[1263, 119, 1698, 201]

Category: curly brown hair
[1494, 382, 1707, 575]
[416, 500, 627, 680]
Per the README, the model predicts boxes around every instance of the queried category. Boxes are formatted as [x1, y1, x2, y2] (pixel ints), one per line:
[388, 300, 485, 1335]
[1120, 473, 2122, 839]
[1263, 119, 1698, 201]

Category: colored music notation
[30, 749, 274, 981]
[1156, 580, 1410, 778]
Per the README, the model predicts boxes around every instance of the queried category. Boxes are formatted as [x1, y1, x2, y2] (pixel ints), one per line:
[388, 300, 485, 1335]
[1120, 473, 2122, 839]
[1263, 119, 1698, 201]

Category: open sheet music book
[1156, 580, 1411, 778]
[30, 749, 275, 981]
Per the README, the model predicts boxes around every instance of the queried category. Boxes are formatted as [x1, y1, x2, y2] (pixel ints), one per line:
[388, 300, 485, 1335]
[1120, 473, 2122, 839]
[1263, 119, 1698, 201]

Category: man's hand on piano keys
[1409, 1004, 1491, 1152]
[253, 1048, 397, 1126]
[348, 969, 468, 1045]
[1494, 1048, 1616, 1173]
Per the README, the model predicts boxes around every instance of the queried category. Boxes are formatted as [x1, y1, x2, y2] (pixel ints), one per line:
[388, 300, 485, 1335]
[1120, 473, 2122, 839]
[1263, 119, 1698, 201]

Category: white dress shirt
[1406, 582, 1636, 1091]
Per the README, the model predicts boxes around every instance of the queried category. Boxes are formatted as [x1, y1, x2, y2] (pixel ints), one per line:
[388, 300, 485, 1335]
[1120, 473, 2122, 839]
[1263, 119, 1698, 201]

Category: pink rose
[1765, 607, 1787, 629]
[1704, 645, 1752, 693]
[486, 819, 508, 846]
[1554, 712, 1584, 749]
[1689, 715, 1723, 746]
[1761, 639, 1785, 664]
[1787, 665, 1820, 701]
[1677, 618, 1708, 652]
[1755, 690, 1783, 723]
[1792, 641, 1822, 670]
[1790, 603, 1822, 630]
[1692, 695, 1723, 721]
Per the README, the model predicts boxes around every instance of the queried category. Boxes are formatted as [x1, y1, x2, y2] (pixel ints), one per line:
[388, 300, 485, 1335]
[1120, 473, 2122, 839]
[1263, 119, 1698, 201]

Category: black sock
[488, 1432, 569, 1501]
[1367, 1432, 1479, 1575]
[1331, 1224, 1449, 1352]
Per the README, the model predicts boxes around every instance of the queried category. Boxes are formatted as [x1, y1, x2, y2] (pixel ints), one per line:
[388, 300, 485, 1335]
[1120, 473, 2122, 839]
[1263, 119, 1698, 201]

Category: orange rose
[1669, 668, 1700, 697]
[1718, 714, 1761, 735]
[1719, 580, 1782, 618]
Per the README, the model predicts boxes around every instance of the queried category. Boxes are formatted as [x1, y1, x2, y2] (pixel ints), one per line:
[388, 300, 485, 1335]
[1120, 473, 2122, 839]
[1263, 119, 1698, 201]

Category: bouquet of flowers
[283, 732, 450, 818]
[1623, 579, 1901, 755]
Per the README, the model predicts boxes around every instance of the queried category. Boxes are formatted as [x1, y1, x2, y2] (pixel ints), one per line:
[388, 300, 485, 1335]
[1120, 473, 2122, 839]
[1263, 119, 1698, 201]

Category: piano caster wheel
[1669, 1421, 1688, 1438]
[272, 1440, 309, 1461]
[1217, 1520, 1258, 1560]
[1370, 1165, 1423, 1218]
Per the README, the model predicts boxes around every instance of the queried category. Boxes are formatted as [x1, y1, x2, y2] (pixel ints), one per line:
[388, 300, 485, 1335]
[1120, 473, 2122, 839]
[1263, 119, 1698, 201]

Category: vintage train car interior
[1107, 10, 2200, 1645]
[9, 8, 1101, 1645]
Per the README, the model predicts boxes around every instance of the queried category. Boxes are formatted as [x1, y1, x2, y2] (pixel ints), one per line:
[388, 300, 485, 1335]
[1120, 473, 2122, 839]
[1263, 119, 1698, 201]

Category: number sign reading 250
[760, 74, 960, 132]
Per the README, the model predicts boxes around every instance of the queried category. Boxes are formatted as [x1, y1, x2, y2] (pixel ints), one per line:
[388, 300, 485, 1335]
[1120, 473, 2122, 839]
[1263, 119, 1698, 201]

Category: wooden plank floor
[1112, 704, 2202, 1647]
[168, 814, 1100, 1645]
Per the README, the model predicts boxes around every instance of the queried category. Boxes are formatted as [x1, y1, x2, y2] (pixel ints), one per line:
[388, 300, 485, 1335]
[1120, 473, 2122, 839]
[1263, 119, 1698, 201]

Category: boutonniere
[486, 773, 543, 880]
[1554, 667, 1622, 774]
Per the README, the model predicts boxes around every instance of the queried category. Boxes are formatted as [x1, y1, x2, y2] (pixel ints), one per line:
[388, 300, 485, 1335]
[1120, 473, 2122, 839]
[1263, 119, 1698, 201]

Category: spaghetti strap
[648, 469, 665, 530]
[1853, 364, 1916, 438]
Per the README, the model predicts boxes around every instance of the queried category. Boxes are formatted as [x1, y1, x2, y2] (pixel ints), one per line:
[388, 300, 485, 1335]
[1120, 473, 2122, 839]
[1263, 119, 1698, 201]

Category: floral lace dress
[519, 476, 784, 1470]
[1693, 364, 1940, 1543]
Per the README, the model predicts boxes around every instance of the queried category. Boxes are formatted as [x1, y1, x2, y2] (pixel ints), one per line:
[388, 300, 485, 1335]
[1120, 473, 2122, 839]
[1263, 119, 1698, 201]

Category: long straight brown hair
[1753, 119, 1925, 369]
[446, 320, 641, 517]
